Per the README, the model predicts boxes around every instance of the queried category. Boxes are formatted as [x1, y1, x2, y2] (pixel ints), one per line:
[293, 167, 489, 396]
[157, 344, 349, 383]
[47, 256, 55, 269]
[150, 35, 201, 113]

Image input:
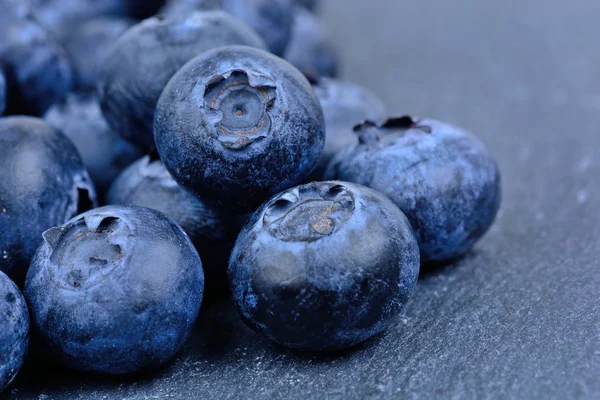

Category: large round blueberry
[108, 156, 245, 291]
[55, 17, 134, 92]
[0, 117, 97, 284]
[0, 69, 6, 116]
[326, 116, 502, 264]
[0, 271, 29, 393]
[284, 6, 338, 80]
[0, 0, 73, 116]
[155, 45, 326, 211]
[44, 93, 143, 196]
[25, 205, 204, 374]
[311, 78, 386, 179]
[229, 181, 420, 351]
[98, 11, 266, 152]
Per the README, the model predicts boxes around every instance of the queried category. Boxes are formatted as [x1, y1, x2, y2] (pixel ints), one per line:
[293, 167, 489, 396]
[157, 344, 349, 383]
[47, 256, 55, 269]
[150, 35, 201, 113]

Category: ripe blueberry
[229, 181, 420, 351]
[326, 116, 501, 263]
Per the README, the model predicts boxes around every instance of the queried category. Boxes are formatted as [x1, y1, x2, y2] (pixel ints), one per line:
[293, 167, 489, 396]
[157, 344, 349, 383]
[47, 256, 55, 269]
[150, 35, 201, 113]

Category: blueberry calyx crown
[203, 70, 276, 150]
[263, 182, 355, 242]
[353, 115, 432, 145]
[43, 214, 131, 290]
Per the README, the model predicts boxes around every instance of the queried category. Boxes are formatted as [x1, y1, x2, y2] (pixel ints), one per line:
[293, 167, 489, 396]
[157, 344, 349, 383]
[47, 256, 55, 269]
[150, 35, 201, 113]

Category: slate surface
[5, 0, 600, 399]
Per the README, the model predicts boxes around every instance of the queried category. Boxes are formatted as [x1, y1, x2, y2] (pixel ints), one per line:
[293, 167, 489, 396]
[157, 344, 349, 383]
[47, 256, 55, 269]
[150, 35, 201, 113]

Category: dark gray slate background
[5, 0, 600, 399]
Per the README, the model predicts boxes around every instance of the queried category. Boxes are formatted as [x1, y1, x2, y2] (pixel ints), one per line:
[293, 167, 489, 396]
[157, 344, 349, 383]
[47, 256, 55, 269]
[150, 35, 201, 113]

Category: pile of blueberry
[0, 0, 501, 391]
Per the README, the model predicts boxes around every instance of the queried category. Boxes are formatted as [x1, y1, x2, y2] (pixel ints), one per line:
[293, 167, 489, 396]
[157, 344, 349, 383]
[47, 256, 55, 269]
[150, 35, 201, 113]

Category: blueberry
[326, 116, 501, 264]
[24, 205, 204, 374]
[0, 69, 6, 116]
[154, 45, 325, 211]
[229, 181, 420, 351]
[107, 156, 246, 292]
[284, 6, 338, 80]
[0, 271, 29, 393]
[44, 93, 143, 197]
[310, 78, 386, 179]
[162, 0, 294, 56]
[0, 117, 96, 284]
[0, 0, 73, 116]
[98, 11, 267, 152]
[294, 0, 317, 10]
[55, 17, 134, 92]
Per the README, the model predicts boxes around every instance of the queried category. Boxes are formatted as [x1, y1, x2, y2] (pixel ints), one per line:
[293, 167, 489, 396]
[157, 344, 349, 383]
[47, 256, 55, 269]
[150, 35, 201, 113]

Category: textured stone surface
[6, 0, 600, 398]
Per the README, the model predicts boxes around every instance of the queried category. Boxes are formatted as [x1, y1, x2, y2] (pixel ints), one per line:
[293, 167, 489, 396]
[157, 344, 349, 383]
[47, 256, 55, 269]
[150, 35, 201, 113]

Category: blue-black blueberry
[326, 116, 502, 264]
[284, 6, 338, 80]
[229, 181, 420, 351]
[98, 10, 267, 151]
[44, 93, 143, 197]
[161, 0, 294, 56]
[24, 205, 204, 374]
[55, 17, 134, 92]
[0, 116, 96, 284]
[0, 0, 73, 116]
[311, 78, 386, 179]
[108, 156, 246, 293]
[154, 45, 326, 211]
[0, 271, 29, 393]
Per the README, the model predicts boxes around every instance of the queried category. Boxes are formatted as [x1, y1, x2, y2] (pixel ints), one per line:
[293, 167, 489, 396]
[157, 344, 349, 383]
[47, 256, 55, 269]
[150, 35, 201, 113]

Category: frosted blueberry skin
[0, 69, 6, 115]
[310, 78, 386, 179]
[0, 0, 73, 116]
[44, 93, 143, 197]
[229, 181, 420, 352]
[98, 11, 267, 152]
[284, 6, 338, 81]
[155, 45, 326, 211]
[0, 117, 97, 285]
[326, 116, 502, 264]
[0, 271, 29, 393]
[55, 17, 134, 92]
[162, 0, 293, 56]
[24, 205, 204, 375]
[108, 156, 246, 293]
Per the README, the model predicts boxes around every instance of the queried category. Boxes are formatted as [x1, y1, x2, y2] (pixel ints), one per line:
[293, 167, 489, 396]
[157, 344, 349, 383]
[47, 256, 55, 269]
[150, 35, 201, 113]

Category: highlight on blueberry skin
[0, 116, 97, 285]
[311, 78, 387, 179]
[229, 181, 420, 352]
[0, 271, 29, 394]
[0, 0, 73, 116]
[44, 93, 143, 196]
[155, 45, 326, 211]
[326, 116, 502, 264]
[55, 17, 134, 92]
[108, 156, 245, 291]
[284, 6, 338, 80]
[98, 10, 267, 152]
[24, 205, 205, 375]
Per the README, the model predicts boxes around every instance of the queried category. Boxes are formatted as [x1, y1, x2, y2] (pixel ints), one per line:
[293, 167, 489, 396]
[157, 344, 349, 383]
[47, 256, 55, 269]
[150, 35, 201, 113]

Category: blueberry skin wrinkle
[44, 93, 143, 196]
[0, 0, 73, 116]
[98, 10, 267, 152]
[0, 271, 30, 393]
[24, 205, 205, 375]
[154, 45, 326, 211]
[311, 78, 386, 179]
[326, 116, 502, 264]
[0, 117, 97, 285]
[107, 156, 245, 291]
[229, 181, 420, 352]
[284, 6, 338, 80]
